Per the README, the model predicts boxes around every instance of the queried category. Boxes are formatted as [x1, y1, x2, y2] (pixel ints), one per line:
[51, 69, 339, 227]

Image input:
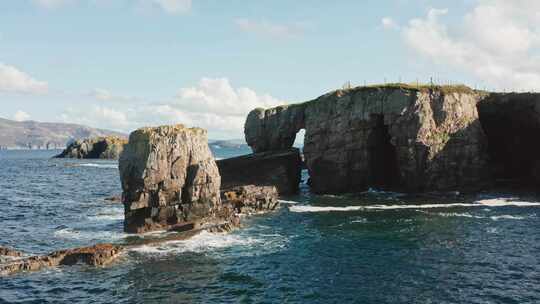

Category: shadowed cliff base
[478, 93, 540, 188]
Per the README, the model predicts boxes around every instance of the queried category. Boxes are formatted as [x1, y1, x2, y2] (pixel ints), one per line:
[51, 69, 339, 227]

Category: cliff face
[245, 85, 490, 193]
[55, 136, 127, 159]
[119, 125, 222, 233]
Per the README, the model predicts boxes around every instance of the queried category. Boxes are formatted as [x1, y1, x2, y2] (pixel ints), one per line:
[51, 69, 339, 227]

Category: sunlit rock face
[119, 124, 222, 233]
[245, 85, 490, 193]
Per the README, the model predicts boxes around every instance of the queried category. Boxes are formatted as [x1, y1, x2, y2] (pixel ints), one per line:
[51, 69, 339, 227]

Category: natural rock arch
[245, 85, 490, 194]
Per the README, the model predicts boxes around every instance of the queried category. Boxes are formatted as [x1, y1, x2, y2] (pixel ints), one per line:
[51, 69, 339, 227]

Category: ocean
[1, 148, 540, 303]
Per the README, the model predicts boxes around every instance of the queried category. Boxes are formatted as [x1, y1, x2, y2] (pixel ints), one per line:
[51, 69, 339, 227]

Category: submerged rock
[119, 124, 222, 233]
[216, 149, 302, 195]
[245, 84, 490, 193]
[55, 136, 127, 159]
[0, 246, 23, 257]
[0, 244, 122, 276]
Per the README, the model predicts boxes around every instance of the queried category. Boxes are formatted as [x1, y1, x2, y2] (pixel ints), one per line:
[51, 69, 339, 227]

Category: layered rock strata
[216, 149, 302, 195]
[55, 136, 127, 159]
[245, 85, 490, 193]
[119, 125, 221, 233]
[221, 185, 279, 215]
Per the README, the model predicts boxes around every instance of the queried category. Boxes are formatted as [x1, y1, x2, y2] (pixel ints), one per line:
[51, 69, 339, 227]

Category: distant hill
[0, 117, 126, 150]
[208, 139, 248, 149]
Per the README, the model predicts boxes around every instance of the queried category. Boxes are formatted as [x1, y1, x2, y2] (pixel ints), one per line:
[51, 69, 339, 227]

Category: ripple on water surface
[2, 150, 540, 303]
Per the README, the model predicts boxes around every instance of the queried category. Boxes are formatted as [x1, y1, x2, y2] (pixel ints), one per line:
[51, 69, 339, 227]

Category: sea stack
[119, 124, 222, 233]
[55, 136, 127, 159]
[245, 85, 490, 193]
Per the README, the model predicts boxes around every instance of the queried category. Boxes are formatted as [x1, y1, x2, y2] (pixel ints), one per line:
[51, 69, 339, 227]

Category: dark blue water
[1, 148, 540, 303]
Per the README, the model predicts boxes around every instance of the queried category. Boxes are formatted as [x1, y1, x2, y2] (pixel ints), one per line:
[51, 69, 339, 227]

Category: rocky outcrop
[119, 125, 222, 233]
[216, 149, 302, 195]
[55, 136, 127, 159]
[221, 185, 279, 215]
[245, 85, 490, 193]
[478, 93, 540, 186]
[0, 246, 23, 257]
[0, 244, 122, 276]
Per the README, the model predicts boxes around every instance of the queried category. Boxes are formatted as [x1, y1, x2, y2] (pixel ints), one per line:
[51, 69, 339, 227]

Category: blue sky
[1, 0, 538, 138]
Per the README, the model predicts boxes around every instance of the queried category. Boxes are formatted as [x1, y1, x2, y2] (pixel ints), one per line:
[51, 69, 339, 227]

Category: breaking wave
[278, 199, 300, 204]
[87, 207, 124, 221]
[289, 198, 540, 213]
[129, 231, 263, 255]
[129, 229, 289, 257]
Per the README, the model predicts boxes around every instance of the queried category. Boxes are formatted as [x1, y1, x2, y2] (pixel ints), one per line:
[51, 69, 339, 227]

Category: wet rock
[119, 124, 222, 233]
[216, 149, 302, 195]
[55, 136, 127, 159]
[0, 244, 122, 276]
[245, 85, 489, 193]
[0, 246, 23, 257]
[221, 185, 279, 215]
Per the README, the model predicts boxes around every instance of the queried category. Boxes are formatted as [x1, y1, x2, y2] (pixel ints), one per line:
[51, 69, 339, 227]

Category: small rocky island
[55, 136, 127, 159]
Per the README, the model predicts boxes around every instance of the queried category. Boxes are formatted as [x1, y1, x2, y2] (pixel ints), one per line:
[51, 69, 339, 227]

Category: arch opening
[367, 114, 400, 189]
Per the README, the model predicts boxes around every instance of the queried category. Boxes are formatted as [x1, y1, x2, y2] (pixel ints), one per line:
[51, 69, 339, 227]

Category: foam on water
[87, 207, 124, 221]
[278, 199, 300, 204]
[437, 212, 485, 219]
[129, 231, 263, 255]
[129, 228, 289, 257]
[289, 198, 540, 213]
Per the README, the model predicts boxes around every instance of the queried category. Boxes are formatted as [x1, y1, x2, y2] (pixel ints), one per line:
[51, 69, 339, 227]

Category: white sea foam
[87, 207, 124, 221]
[129, 230, 263, 255]
[77, 163, 118, 169]
[278, 199, 300, 204]
[437, 212, 485, 219]
[489, 215, 525, 220]
[289, 198, 540, 213]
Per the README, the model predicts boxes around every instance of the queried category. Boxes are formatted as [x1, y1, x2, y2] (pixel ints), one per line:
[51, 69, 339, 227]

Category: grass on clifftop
[264, 83, 480, 110]
[345, 83, 477, 95]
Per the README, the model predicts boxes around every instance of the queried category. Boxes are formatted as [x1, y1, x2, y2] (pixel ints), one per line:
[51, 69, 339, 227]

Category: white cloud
[0, 63, 48, 95]
[235, 18, 305, 39]
[381, 17, 399, 30]
[400, 2, 540, 91]
[174, 77, 282, 115]
[62, 78, 284, 138]
[13, 110, 31, 122]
